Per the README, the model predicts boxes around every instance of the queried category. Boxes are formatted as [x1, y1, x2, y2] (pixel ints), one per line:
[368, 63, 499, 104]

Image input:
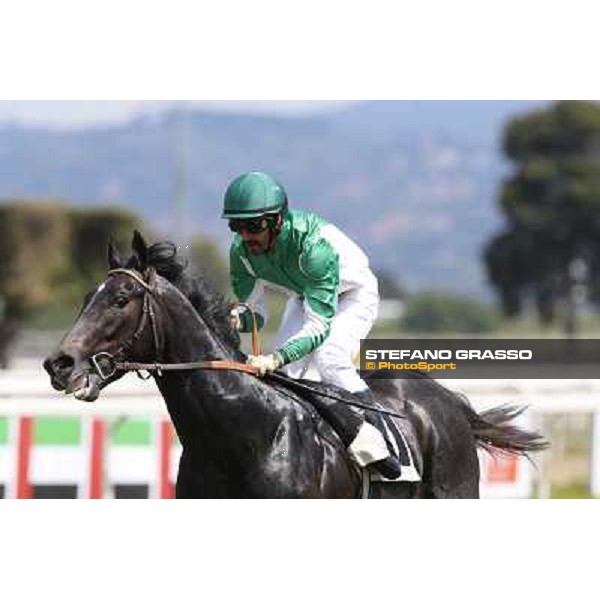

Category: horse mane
[146, 241, 242, 353]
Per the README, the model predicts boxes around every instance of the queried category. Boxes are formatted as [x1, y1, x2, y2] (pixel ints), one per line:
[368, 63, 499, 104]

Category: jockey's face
[239, 226, 271, 254]
[229, 216, 275, 254]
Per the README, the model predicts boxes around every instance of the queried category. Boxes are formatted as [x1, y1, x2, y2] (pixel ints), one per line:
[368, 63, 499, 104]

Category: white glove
[248, 353, 283, 376]
[229, 307, 242, 331]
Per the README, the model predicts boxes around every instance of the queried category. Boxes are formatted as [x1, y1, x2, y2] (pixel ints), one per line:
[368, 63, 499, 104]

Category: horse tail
[460, 401, 549, 457]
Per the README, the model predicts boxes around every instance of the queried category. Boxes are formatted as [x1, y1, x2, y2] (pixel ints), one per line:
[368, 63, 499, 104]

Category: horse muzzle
[66, 371, 102, 402]
[43, 351, 102, 402]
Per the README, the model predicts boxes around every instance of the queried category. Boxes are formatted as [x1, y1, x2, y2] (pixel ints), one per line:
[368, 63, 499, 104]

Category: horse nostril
[45, 353, 75, 377]
[56, 354, 75, 373]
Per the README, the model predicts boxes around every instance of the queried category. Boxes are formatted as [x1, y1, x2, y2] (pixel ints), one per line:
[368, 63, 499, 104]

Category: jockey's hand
[248, 353, 283, 376]
[229, 307, 242, 331]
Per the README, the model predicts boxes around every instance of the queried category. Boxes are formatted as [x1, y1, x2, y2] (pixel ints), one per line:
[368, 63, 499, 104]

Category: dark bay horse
[43, 231, 547, 498]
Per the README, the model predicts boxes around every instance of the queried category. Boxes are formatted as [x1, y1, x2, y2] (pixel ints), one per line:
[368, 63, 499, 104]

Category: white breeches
[274, 283, 379, 393]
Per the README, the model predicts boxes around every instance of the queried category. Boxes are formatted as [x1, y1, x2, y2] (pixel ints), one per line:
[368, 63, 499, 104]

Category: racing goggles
[228, 217, 270, 234]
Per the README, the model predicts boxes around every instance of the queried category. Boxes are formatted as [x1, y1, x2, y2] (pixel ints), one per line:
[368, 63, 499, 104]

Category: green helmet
[222, 172, 288, 219]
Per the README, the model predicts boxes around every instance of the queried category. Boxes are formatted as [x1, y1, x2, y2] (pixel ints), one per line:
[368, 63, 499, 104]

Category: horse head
[43, 230, 160, 402]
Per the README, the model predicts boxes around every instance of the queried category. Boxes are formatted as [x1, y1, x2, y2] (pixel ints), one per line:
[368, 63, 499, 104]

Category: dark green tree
[66, 206, 143, 304]
[485, 101, 600, 330]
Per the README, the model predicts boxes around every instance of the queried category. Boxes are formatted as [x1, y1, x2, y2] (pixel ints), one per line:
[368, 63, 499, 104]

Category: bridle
[89, 267, 261, 381]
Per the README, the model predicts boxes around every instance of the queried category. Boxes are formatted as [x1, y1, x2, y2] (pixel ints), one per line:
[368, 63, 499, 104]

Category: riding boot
[353, 389, 403, 480]
[287, 382, 401, 479]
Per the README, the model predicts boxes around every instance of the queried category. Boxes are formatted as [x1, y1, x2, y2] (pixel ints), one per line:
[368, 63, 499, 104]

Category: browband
[107, 268, 154, 292]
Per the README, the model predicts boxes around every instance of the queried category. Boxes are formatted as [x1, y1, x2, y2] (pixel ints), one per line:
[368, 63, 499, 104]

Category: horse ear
[125, 254, 141, 270]
[107, 238, 123, 269]
[131, 230, 148, 270]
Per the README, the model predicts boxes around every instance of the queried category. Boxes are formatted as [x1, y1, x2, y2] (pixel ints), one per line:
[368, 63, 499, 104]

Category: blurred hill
[0, 100, 549, 297]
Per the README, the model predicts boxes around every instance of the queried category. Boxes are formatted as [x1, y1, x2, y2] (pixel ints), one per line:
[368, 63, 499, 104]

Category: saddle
[265, 371, 420, 484]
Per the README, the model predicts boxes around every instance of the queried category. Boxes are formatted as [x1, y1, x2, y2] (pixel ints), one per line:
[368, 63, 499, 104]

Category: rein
[91, 268, 406, 420]
[90, 268, 261, 380]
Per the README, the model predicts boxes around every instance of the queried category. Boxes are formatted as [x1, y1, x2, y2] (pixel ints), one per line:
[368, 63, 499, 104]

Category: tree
[374, 270, 406, 300]
[484, 101, 600, 331]
[66, 206, 143, 305]
[0, 201, 143, 367]
[402, 292, 499, 334]
[0, 201, 71, 366]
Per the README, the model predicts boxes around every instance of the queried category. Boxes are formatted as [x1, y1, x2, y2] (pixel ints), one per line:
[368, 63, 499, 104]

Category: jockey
[223, 171, 402, 480]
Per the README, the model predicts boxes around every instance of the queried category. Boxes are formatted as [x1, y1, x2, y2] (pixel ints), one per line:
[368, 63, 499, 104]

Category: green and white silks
[230, 209, 379, 393]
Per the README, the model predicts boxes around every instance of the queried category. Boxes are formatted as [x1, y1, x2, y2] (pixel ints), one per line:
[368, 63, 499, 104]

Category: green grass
[550, 482, 595, 499]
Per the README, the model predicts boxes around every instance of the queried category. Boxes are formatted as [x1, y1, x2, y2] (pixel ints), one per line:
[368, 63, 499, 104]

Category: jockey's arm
[230, 248, 268, 332]
[276, 238, 340, 366]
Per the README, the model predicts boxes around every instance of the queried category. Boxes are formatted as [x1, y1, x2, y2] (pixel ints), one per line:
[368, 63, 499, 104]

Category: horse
[43, 231, 548, 498]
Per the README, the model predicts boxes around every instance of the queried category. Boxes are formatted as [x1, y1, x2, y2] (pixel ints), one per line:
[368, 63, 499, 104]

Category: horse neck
[151, 284, 273, 451]
[155, 283, 232, 362]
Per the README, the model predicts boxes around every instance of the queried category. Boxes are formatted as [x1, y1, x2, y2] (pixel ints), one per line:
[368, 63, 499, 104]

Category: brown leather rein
[90, 268, 408, 420]
[89, 268, 260, 380]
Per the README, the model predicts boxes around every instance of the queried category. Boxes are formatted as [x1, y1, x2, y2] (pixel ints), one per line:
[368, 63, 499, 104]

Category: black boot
[354, 389, 402, 480]
[278, 379, 402, 479]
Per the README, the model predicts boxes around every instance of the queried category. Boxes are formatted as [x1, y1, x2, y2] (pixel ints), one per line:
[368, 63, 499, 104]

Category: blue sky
[0, 101, 354, 129]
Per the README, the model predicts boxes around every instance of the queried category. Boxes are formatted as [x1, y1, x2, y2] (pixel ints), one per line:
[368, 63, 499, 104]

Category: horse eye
[114, 296, 129, 308]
